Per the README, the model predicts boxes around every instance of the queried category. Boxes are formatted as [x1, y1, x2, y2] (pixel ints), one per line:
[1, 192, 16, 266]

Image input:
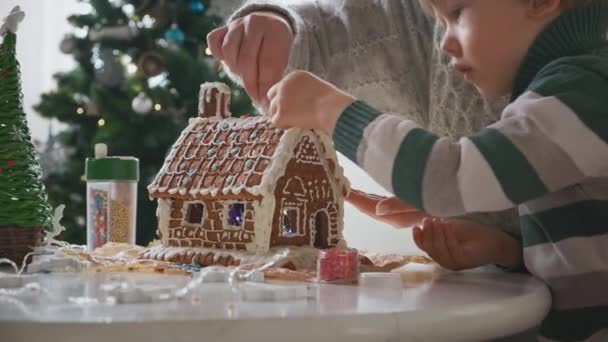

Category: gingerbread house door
[313, 210, 330, 249]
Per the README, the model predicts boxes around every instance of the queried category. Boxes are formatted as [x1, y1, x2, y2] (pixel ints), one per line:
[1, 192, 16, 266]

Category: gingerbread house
[148, 83, 350, 254]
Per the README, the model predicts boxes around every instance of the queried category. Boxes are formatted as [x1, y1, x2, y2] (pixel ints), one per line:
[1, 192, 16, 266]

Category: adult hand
[207, 11, 294, 109]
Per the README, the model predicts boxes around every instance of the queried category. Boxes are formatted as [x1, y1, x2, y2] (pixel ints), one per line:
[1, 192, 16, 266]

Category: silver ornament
[132, 92, 153, 114]
[59, 35, 77, 54]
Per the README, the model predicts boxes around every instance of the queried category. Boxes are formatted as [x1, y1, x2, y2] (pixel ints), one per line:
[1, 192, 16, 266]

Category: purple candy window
[227, 203, 245, 227]
[281, 208, 299, 236]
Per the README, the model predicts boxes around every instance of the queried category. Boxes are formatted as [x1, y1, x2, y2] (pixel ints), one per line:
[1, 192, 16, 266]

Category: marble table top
[0, 265, 551, 342]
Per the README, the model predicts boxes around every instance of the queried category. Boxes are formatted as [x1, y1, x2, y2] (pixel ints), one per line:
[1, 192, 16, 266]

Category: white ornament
[132, 92, 153, 114]
[0, 6, 25, 35]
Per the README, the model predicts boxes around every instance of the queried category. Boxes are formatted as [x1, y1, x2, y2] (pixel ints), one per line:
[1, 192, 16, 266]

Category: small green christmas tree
[0, 6, 53, 262]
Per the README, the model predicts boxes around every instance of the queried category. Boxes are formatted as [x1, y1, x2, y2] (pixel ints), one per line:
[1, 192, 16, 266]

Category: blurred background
[3, 0, 418, 255]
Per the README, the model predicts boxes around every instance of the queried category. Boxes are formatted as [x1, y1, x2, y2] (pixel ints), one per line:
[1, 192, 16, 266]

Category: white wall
[1, 0, 83, 142]
[3, 0, 420, 255]
[339, 156, 419, 254]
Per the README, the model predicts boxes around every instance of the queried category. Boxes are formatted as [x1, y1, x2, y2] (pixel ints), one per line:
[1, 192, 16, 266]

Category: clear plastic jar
[86, 144, 139, 252]
[317, 249, 359, 284]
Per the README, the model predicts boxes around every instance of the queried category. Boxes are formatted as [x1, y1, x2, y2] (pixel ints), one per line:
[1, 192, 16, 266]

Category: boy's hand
[346, 189, 430, 228]
[207, 11, 294, 108]
[268, 71, 356, 135]
[413, 218, 522, 271]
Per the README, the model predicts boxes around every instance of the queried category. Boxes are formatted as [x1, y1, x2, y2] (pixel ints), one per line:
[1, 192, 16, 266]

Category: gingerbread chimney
[198, 82, 232, 119]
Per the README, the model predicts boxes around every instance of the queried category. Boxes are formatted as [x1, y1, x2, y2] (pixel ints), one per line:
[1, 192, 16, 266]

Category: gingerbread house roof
[148, 115, 348, 199]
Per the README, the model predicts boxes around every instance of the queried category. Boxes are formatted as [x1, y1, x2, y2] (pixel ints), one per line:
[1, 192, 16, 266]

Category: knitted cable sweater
[228, 0, 519, 235]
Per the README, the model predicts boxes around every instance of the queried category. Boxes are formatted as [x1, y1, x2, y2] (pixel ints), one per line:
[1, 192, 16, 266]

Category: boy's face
[433, 0, 556, 98]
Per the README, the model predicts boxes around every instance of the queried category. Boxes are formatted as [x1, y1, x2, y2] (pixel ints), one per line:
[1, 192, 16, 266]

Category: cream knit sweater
[228, 0, 520, 236]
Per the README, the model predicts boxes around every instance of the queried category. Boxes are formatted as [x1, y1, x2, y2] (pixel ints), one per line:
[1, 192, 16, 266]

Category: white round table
[0, 267, 550, 342]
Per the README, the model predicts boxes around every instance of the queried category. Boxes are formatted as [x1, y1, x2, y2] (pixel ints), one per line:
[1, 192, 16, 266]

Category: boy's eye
[450, 7, 463, 21]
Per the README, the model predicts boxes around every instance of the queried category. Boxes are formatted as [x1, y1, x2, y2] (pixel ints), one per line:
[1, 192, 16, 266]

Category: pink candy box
[317, 249, 359, 284]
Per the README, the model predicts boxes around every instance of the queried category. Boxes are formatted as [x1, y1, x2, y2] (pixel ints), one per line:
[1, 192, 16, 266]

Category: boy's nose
[441, 34, 461, 58]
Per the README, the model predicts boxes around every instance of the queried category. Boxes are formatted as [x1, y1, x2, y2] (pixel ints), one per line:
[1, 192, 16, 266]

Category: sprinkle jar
[85, 144, 139, 251]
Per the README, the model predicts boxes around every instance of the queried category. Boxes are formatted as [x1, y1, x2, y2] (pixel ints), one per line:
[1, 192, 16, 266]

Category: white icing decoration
[157, 199, 172, 245]
[198, 82, 232, 118]
[145, 245, 321, 270]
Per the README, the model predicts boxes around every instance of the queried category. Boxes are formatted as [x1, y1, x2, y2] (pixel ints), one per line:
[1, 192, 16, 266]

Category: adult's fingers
[207, 26, 228, 60]
[221, 21, 245, 72]
[257, 33, 290, 108]
[238, 26, 264, 104]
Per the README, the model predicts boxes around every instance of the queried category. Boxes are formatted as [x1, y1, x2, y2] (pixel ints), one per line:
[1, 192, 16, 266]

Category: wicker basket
[0, 226, 44, 265]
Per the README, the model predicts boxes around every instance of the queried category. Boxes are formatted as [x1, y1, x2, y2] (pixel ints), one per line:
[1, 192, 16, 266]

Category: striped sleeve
[333, 61, 608, 217]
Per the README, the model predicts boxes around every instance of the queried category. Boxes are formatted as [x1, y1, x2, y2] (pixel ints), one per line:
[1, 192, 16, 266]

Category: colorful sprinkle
[274, 128, 282, 135]
[179, 163, 187, 170]
[6, 160, 14, 167]
[2, 70, 9, 78]
[229, 132, 238, 140]
[196, 132, 205, 140]
[221, 122, 230, 130]
[229, 147, 239, 155]
[182, 178, 190, 185]
[245, 160, 254, 169]
[212, 163, 220, 171]
[207, 148, 217, 156]
[213, 138, 223, 145]
[188, 169, 196, 175]
[226, 176, 234, 183]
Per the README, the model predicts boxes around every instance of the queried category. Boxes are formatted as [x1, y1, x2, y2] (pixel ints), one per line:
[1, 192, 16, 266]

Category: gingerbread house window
[226, 203, 245, 229]
[281, 207, 300, 237]
[185, 203, 205, 224]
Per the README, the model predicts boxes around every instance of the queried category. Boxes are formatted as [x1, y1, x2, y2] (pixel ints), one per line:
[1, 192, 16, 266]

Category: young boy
[267, 0, 608, 340]
[207, 0, 524, 246]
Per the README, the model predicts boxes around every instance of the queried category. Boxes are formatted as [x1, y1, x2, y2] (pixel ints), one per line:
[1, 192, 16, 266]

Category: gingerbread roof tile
[149, 115, 312, 198]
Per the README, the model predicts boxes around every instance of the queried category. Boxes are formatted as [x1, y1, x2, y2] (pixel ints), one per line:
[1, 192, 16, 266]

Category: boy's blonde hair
[418, 0, 607, 15]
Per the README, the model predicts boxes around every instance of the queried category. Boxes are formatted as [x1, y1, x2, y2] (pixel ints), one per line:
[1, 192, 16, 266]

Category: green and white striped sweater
[333, 5, 608, 342]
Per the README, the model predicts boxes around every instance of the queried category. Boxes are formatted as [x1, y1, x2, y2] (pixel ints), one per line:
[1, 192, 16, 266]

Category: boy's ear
[526, 0, 562, 19]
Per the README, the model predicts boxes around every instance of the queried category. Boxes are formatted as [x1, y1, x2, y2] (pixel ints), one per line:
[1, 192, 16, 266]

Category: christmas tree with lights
[35, 0, 252, 244]
[0, 6, 54, 263]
